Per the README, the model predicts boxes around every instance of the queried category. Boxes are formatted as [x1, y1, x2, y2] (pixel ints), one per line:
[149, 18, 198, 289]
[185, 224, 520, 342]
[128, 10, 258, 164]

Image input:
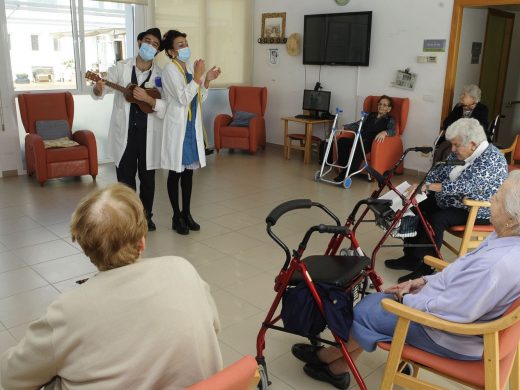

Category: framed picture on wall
[262, 12, 286, 43]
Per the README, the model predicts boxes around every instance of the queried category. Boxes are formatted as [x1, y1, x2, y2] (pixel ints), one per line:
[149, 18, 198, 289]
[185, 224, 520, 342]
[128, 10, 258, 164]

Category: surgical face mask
[177, 47, 191, 63]
[138, 42, 157, 61]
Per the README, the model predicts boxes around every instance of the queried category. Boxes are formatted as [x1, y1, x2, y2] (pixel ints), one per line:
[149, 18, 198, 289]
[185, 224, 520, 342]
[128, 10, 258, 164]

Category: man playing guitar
[91, 28, 165, 231]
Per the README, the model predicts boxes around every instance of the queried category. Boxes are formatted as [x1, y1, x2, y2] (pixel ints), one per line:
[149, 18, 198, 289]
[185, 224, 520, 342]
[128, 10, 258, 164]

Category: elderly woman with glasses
[386, 117, 507, 283]
[434, 84, 489, 162]
[333, 95, 395, 183]
[290, 171, 520, 389]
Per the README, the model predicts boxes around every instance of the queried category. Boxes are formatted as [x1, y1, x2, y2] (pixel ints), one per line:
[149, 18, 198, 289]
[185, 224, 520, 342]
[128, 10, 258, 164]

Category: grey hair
[504, 170, 520, 235]
[462, 84, 482, 103]
[445, 118, 487, 146]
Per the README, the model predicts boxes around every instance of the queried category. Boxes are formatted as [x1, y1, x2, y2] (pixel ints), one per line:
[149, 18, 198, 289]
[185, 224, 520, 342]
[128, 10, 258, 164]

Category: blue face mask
[138, 42, 157, 61]
[177, 47, 191, 63]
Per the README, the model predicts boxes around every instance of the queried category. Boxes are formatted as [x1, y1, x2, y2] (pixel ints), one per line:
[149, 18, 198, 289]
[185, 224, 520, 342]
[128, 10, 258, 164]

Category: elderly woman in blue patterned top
[385, 118, 508, 283]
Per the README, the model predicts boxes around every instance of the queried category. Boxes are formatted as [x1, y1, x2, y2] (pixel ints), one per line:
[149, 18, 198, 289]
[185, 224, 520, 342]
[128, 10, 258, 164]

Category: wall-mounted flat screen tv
[303, 11, 372, 66]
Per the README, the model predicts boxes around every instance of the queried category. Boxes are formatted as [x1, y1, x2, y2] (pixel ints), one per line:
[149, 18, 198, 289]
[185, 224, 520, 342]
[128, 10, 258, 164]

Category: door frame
[442, 0, 520, 122]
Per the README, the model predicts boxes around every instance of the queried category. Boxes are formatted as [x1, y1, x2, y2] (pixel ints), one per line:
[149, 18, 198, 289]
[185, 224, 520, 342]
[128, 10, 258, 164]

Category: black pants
[404, 194, 489, 262]
[167, 169, 193, 218]
[116, 127, 155, 219]
[336, 137, 371, 177]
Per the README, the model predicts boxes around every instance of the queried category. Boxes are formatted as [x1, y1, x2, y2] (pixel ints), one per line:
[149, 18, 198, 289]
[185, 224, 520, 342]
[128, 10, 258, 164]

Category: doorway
[443, 0, 520, 147]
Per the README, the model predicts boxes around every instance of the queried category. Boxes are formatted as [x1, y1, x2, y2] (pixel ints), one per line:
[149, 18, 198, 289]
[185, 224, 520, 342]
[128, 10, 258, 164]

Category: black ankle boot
[172, 216, 189, 235]
[183, 213, 200, 231]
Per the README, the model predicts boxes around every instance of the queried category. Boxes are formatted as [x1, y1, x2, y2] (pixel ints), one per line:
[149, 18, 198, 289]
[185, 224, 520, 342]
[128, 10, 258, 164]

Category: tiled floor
[0, 146, 469, 389]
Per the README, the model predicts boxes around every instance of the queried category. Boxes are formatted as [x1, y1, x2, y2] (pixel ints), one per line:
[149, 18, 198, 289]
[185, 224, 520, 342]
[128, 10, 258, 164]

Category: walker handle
[318, 225, 349, 235]
[266, 199, 313, 226]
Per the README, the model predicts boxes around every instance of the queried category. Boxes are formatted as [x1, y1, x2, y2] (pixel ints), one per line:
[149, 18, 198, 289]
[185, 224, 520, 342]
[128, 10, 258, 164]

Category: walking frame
[315, 108, 371, 189]
[255, 197, 392, 390]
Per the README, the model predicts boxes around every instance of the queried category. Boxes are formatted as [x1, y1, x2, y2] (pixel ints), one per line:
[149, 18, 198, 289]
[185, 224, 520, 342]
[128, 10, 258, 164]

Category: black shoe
[303, 363, 350, 389]
[384, 255, 419, 271]
[205, 148, 214, 156]
[172, 216, 189, 235]
[147, 218, 156, 232]
[183, 213, 200, 231]
[397, 264, 434, 284]
[291, 344, 324, 366]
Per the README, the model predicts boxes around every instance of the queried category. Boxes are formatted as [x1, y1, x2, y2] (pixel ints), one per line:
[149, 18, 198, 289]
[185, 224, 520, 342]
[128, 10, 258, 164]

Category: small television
[303, 11, 372, 66]
[303, 89, 331, 115]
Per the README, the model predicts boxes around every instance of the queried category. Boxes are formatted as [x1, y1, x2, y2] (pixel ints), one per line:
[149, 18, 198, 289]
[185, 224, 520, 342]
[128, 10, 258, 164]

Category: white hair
[504, 170, 520, 235]
[462, 84, 482, 103]
[445, 118, 487, 146]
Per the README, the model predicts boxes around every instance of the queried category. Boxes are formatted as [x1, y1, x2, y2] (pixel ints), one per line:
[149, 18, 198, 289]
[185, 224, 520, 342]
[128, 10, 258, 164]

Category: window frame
[5, 0, 138, 96]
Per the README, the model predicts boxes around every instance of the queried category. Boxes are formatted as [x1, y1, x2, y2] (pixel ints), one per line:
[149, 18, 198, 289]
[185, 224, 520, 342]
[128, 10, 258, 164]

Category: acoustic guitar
[85, 70, 161, 114]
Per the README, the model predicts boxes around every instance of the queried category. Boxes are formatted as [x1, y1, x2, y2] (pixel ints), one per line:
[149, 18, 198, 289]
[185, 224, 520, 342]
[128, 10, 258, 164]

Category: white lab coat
[161, 60, 208, 172]
[92, 57, 165, 170]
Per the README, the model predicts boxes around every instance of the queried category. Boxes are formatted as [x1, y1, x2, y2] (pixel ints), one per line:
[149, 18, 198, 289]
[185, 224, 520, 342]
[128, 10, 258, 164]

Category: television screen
[302, 90, 331, 113]
[303, 12, 372, 66]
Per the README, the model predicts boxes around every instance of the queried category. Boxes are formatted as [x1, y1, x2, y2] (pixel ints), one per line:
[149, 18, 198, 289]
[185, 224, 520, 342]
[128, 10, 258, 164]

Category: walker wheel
[257, 364, 270, 389]
[343, 177, 352, 189]
[314, 170, 321, 181]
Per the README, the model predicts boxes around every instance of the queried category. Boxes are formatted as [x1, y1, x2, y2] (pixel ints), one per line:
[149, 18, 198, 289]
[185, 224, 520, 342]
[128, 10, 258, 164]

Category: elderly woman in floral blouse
[385, 118, 507, 283]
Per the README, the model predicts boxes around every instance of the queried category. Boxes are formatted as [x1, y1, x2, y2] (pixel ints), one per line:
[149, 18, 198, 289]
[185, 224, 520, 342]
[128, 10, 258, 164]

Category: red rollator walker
[255, 197, 392, 390]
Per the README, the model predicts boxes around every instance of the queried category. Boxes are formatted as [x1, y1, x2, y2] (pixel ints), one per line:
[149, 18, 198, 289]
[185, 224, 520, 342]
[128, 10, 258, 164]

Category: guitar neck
[103, 79, 129, 94]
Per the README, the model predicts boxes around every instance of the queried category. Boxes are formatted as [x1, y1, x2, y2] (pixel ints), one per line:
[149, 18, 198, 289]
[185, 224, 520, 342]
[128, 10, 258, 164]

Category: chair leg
[91, 175, 96, 181]
[510, 343, 520, 390]
[380, 317, 411, 390]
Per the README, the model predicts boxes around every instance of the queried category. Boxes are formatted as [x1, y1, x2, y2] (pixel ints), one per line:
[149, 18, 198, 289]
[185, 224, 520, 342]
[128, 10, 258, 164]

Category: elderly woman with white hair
[443, 84, 489, 130]
[291, 171, 520, 389]
[385, 117, 507, 283]
[434, 84, 489, 162]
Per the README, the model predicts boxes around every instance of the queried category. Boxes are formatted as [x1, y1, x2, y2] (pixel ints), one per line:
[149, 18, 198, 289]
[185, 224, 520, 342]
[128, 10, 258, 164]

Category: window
[4, 0, 131, 92]
[155, 0, 252, 86]
[30, 35, 39, 51]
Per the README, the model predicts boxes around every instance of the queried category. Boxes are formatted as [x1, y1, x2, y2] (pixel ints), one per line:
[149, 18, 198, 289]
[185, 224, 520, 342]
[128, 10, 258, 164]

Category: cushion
[43, 137, 80, 149]
[35, 120, 70, 140]
[229, 111, 256, 127]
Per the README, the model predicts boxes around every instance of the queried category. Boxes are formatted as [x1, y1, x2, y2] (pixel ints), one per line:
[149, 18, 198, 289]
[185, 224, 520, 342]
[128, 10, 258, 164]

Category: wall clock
[335, 0, 351, 5]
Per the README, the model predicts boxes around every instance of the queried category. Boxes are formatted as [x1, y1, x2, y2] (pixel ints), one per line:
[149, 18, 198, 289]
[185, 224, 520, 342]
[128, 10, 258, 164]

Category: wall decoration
[471, 42, 482, 64]
[391, 68, 417, 90]
[268, 48, 279, 65]
[423, 39, 446, 52]
[285, 33, 300, 56]
[258, 12, 287, 44]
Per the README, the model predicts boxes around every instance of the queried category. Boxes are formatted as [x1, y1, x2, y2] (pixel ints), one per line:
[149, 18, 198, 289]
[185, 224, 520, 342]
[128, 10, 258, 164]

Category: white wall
[454, 8, 487, 95]
[253, 0, 455, 172]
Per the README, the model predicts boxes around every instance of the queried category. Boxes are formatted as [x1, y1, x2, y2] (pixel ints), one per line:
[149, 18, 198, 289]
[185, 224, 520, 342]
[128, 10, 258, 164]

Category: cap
[139, 27, 161, 44]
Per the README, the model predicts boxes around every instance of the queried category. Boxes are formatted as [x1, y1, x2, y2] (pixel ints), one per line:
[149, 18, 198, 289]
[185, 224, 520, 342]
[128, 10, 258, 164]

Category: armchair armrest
[26, 133, 47, 183]
[213, 114, 233, 150]
[463, 198, 491, 208]
[381, 298, 520, 335]
[248, 116, 266, 153]
[73, 130, 98, 176]
[370, 135, 403, 174]
[423, 255, 449, 271]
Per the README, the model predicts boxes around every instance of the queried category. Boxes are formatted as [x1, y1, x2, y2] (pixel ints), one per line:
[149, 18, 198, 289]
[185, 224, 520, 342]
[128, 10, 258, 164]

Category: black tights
[167, 169, 193, 218]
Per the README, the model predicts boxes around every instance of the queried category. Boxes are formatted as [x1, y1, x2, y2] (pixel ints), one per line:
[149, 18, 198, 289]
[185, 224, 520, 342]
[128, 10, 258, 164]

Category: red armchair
[338, 95, 410, 175]
[19, 92, 98, 186]
[214, 86, 267, 154]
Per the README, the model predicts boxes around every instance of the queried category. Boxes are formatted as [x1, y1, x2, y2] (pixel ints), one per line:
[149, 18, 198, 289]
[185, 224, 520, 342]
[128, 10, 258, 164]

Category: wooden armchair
[443, 198, 493, 257]
[186, 355, 260, 390]
[500, 134, 520, 172]
[378, 295, 520, 390]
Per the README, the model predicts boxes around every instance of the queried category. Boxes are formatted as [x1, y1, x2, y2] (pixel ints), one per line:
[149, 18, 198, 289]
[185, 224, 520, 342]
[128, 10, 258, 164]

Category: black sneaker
[291, 344, 324, 366]
[147, 218, 156, 232]
[303, 363, 350, 389]
[397, 264, 434, 284]
[384, 255, 419, 271]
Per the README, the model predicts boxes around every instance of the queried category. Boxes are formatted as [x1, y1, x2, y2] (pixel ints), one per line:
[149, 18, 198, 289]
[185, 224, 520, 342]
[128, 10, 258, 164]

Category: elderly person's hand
[384, 277, 427, 300]
[375, 131, 388, 143]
